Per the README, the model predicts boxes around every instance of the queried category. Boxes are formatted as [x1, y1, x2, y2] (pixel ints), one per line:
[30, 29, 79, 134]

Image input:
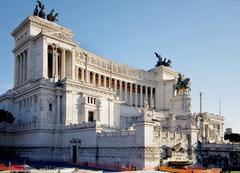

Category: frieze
[30, 16, 72, 36]
[65, 81, 115, 98]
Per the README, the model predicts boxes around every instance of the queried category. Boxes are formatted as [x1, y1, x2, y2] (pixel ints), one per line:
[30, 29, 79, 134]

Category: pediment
[43, 31, 78, 45]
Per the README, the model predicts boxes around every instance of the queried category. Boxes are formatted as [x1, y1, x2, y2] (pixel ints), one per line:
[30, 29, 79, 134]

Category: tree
[224, 133, 240, 143]
[0, 109, 15, 124]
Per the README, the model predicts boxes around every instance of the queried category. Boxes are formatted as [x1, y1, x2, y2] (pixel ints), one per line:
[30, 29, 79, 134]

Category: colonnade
[15, 49, 28, 85]
[75, 66, 156, 108]
[47, 45, 71, 80]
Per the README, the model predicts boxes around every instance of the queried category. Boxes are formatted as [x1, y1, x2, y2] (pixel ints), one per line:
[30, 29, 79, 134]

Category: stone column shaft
[75, 66, 78, 81]
[145, 86, 148, 102]
[55, 51, 58, 80]
[23, 51, 27, 82]
[81, 68, 84, 81]
[135, 84, 138, 107]
[93, 72, 96, 85]
[22, 53, 25, 82]
[114, 79, 117, 91]
[119, 81, 122, 101]
[85, 66, 88, 83]
[61, 49, 65, 79]
[125, 83, 127, 103]
[140, 85, 143, 107]
[98, 75, 101, 86]
[150, 87, 153, 108]
[14, 56, 17, 86]
[71, 51, 75, 80]
[17, 56, 20, 85]
[130, 83, 133, 106]
[52, 50, 56, 78]
[20, 53, 23, 83]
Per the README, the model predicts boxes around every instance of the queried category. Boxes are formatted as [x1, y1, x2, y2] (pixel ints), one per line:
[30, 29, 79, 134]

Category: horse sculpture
[33, 5, 38, 16]
[33, 1, 59, 22]
[173, 73, 191, 96]
[154, 52, 172, 67]
[37, 0, 45, 19]
[47, 9, 59, 22]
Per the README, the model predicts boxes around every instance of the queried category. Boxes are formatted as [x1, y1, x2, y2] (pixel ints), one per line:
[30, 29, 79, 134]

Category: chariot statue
[37, 0, 45, 19]
[33, 1, 59, 22]
[154, 52, 172, 68]
[173, 73, 191, 96]
[47, 9, 59, 22]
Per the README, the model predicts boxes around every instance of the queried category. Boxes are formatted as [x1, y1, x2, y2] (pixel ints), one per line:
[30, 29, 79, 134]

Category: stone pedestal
[170, 95, 191, 116]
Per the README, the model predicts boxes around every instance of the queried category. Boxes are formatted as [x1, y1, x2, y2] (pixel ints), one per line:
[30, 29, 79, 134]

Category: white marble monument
[0, 15, 224, 170]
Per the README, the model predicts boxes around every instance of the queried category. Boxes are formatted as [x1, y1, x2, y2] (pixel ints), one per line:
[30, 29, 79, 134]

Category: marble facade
[0, 16, 224, 170]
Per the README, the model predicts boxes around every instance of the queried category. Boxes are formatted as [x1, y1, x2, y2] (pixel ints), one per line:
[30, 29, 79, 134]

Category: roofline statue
[47, 9, 59, 22]
[154, 52, 172, 68]
[37, 0, 45, 19]
[33, 1, 59, 22]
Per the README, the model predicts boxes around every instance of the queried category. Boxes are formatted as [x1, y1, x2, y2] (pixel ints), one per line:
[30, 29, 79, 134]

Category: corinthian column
[140, 85, 143, 107]
[22, 52, 25, 82]
[119, 81, 122, 101]
[14, 56, 17, 86]
[125, 83, 127, 103]
[135, 84, 138, 107]
[130, 83, 133, 106]
[150, 87, 153, 108]
[20, 53, 23, 84]
[61, 49, 65, 79]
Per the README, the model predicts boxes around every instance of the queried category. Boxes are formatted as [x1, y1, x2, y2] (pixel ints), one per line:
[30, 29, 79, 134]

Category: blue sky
[0, 0, 240, 132]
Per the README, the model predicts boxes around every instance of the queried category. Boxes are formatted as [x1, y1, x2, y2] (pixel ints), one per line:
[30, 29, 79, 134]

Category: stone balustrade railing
[97, 130, 136, 137]
[160, 131, 186, 139]
[64, 121, 99, 130]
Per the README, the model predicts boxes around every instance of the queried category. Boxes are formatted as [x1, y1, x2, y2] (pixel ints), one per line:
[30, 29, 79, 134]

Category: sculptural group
[33, 1, 59, 22]
[154, 52, 172, 67]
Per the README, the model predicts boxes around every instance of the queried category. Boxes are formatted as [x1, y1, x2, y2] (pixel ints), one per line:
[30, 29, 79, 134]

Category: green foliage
[0, 109, 15, 124]
[224, 133, 240, 143]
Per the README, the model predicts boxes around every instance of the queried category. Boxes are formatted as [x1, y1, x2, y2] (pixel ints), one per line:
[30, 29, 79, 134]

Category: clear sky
[0, 0, 240, 132]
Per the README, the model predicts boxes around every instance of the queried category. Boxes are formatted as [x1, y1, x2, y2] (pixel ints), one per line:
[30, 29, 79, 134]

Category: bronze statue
[47, 9, 59, 22]
[33, 5, 38, 16]
[33, 1, 59, 22]
[37, 0, 45, 19]
[154, 52, 172, 67]
[173, 73, 191, 95]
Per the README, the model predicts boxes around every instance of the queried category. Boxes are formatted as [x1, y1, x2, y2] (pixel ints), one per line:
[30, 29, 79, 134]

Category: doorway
[72, 145, 77, 163]
[88, 111, 94, 122]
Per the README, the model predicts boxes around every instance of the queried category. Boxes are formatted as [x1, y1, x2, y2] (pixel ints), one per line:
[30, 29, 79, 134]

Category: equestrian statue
[154, 52, 172, 68]
[173, 73, 191, 96]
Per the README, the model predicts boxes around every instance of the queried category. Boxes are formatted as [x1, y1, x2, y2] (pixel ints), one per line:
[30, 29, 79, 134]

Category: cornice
[12, 16, 73, 37]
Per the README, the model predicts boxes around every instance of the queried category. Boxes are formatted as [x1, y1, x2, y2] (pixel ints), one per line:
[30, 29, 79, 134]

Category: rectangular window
[49, 103, 52, 111]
